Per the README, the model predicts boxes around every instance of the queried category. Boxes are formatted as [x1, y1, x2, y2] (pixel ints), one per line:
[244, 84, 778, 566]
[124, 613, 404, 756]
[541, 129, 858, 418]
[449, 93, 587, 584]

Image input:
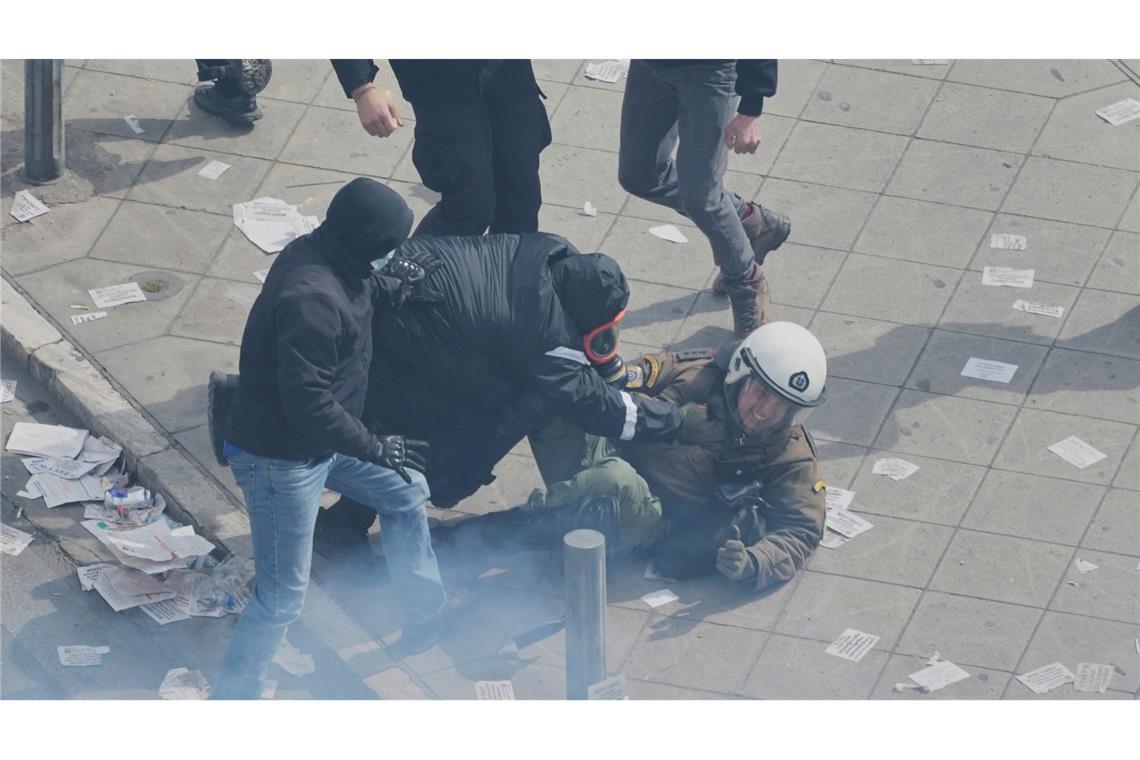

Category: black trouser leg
[486, 86, 551, 234]
[408, 99, 496, 237]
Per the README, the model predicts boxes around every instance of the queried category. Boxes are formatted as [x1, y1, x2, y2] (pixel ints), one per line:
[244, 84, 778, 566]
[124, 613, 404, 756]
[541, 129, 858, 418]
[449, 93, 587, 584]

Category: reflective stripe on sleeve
[619, 390, 638, 441]
[544, 346, 589, 365]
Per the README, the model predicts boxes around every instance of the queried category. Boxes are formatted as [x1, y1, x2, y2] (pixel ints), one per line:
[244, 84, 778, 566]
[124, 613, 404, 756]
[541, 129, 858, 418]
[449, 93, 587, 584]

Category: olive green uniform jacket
[621, 350, 826, 591]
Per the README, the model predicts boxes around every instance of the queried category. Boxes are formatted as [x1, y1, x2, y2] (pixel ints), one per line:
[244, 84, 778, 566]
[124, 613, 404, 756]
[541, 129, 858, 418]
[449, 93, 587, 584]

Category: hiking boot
[193, 84, 262, 128]
[207, 371, 239, 466]
[720, 261, 770, 338]
[712, 203, 791, 294]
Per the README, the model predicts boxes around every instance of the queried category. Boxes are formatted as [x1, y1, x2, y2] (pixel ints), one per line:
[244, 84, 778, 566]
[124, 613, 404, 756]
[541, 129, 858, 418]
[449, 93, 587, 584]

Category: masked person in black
[312, 232, 684, 553]
[331, 59, 551, 237]
[208, 178, 452, 699]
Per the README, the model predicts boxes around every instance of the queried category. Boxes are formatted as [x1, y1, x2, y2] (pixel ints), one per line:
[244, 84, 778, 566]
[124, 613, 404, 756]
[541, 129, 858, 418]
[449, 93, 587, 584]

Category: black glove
[368, 435, 429, 484]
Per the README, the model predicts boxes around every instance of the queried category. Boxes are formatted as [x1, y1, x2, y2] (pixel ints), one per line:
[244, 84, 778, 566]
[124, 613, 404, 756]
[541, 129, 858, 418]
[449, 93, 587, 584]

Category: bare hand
[354, 87, 403, 138]
[715, 525, 756, 582]
[725, 114, 763, 155]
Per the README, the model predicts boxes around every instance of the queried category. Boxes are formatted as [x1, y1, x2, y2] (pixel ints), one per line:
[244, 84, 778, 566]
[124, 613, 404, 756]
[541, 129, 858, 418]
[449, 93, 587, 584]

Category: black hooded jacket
[371, 233, 681, 449]
[225, 178, 413, 461]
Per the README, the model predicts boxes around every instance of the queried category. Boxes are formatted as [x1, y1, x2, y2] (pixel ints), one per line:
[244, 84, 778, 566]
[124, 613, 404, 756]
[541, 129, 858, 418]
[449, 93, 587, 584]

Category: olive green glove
[716, 525, 758, 583]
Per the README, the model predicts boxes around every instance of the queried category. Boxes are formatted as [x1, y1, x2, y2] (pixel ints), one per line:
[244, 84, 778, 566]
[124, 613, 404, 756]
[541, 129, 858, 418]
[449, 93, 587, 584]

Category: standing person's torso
[390, 59, 538, 103]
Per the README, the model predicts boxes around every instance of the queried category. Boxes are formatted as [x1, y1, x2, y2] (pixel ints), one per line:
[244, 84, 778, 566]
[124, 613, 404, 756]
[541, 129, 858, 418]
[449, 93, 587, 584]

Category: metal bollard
[563, 528, 606, 699]
[23, 59, 65, 184]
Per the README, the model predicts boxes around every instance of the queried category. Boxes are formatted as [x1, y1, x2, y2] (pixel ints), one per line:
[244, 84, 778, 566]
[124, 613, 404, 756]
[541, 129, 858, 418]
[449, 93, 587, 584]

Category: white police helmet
[725, 322, 828, 427]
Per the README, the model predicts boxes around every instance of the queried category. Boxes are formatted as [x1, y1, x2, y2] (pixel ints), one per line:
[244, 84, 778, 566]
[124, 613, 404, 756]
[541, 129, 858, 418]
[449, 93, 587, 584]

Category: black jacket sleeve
[734, 60, 778, 116]
[275, 294, 375, 460]
[331, 59, 380, 99]
[527, 350, 681, 442]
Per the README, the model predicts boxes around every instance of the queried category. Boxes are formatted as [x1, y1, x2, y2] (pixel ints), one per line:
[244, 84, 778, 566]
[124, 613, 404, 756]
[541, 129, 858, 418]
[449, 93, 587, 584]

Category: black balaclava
[317, 178, 413, 280]
[550, 252, 630, 333]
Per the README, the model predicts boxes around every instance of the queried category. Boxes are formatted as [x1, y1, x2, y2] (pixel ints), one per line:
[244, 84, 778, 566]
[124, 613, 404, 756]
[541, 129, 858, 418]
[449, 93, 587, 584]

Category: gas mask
[583, 309, 626, 387]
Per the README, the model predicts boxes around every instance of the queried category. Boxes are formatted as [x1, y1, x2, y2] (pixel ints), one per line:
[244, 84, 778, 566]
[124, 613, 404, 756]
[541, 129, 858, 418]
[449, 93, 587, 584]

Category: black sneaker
[393, 590, 471, 656]
[194, 84, 263, 128]
[207, 371, 239, 466]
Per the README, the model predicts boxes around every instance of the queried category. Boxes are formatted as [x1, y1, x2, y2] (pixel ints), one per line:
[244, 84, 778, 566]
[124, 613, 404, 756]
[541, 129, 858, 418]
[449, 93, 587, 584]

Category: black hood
[549, 252, 629, 333]
[316, 178, 413, 279]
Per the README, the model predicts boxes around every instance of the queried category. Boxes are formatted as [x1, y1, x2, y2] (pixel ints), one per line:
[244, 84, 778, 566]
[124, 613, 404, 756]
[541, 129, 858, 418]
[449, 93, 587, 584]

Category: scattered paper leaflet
[989, 233, 1027, 250]
[89, 282, 147, 309]
[58, 645, 110, 667]
[5, 422, 88, 459]
[273, 639, 316, 677]
[197, 160, 231, 179]
[1012, 300, 1064, 319]
[1047, 436, 1106, 470]
[233, 197, 318, 253]
[1073, 663, 1113, 693]
[10, 190, 50, 222]
[584, 60, 630, 83]
[982, 267, 1034, 288]
[475, 680, 516, 699]
[872, 458, 919, 481]
[160, 667, 210, 699]
[641, 588, 680, 608]
[907, 659, 970, 693]
[960, 357, 1018, 384]
[1095, 98, 1140, 126]
[1, 524, 34, 556]
[825, 629, 879, 662]
[649, 224, 689, 244]
[0, 378, 16, 403]
[1016, 662, 1074, 694]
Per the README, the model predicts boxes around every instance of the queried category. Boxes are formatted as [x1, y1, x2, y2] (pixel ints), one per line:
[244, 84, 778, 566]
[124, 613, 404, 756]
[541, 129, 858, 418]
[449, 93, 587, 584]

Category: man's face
[736, 376, 790, 436]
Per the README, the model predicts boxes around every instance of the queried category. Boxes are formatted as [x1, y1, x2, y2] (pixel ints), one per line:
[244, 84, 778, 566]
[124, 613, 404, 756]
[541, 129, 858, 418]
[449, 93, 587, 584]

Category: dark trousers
[409, 86, 551, 237]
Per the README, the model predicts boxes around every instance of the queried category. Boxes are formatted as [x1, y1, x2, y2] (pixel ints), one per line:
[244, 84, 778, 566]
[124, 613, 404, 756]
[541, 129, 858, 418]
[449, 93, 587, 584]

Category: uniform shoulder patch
[673, 347, 716, 362]
[642, 354, 661, 390]
[813, 480, 827, 494]
[625, 364, 645, 389]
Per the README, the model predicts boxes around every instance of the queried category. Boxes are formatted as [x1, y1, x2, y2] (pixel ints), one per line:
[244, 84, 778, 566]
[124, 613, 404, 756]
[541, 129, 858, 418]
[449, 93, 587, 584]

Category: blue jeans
[618, 59, 751, 275]
[211, 445, 445, 699]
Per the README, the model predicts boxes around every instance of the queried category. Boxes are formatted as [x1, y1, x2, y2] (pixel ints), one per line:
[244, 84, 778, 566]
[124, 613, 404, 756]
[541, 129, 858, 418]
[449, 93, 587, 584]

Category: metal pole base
[23, 59, 66, 184]
[564, 528, 607, 699]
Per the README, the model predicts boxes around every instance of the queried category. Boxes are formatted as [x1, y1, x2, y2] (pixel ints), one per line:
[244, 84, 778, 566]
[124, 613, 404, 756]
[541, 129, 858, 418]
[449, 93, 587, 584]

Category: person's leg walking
[617, 60, 686, 214]
[212, 451, 330, 699]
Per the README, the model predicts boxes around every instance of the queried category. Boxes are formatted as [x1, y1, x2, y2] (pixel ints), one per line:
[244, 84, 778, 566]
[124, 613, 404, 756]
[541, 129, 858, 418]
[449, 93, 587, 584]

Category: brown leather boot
[721, 262, 770, 338]
[713, 202, 791, 294]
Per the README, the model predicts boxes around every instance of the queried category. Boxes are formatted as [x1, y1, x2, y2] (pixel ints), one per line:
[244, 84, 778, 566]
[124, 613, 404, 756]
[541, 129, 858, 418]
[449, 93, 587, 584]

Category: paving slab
[1050, 549, 1140, 624]
[822, 253, 959, 326]
[895, 591, 1042, 671]
[744, 633, 887, 699]
[847, 452, 987, 526]
[163, 96, 308, 162]
[1026, 347, 1140, 424]
[1055, 289, 1140, 360]
[1114, 436, 1140, 491]
[258, 59, 331, 105]
[1086, 230, 1140, 296]
[928, 529, 1073, 607]
[917, 82, 1054, 153]
[905, 330, 1048, 405]
[967, 213, 1111, 287]
[814, 440, 868, 490]
[773, 572, 921, 648]
[1082, 489, 1140, 556]
[834, 60, 953, 80]
[771, 121, 909, 193]
[95, 334, 239, 434]
[947, 60, 1127, 98]
[126, 143, 273, 216]
[938, 277, 1081, 346]
[1, 196, 121, 276]
[724, 115, 795, 178]
[624, 618, 766, 693]
[886, 139, 1023, 211]
[752, 177, 877, 251]
[810, 313, 928, 386]
[538, 143, 627, 214]
[531, 59, 584, 85]
[15, 257, 199, 354]
[65, 69, 190, 143]
[1118, 187, 1140, 232]
[807, 514, 954, 587]
[548, 86, 623, 152]
[874, 390, 1018, 465]
[992, 407, 1136, 485]
[763, 59, 829, 118]
[802, 65, 941, 135]
[1015, 611, 1140, 694]
[169, 277, 260, 346]
[809, 377, 898, 447]
[87, 200, 231, 275]
[853, 195, 993, 268]
[960, 470, 1105, 545]
[598, 216, 713, 290]
[1033, 81, 1140, 171]
[278, 106, 412, 177]
[872, 654, 1010, 699]
[1002, 157, 1138, 228]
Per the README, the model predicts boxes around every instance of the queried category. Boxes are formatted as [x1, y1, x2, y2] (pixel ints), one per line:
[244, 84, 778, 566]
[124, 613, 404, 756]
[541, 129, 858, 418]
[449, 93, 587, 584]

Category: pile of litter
[4, 422, 254, 625]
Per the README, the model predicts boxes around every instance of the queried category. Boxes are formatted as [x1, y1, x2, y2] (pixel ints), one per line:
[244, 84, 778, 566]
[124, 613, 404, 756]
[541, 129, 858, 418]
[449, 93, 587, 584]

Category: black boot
[194, 83, 263, 127]
[443, 495, 622, 555]
[207, 371, 239, 466]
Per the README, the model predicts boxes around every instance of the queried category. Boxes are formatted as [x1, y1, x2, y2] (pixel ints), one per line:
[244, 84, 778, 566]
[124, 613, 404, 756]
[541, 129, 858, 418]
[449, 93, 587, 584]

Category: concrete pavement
[1, 58, 1137, 699]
